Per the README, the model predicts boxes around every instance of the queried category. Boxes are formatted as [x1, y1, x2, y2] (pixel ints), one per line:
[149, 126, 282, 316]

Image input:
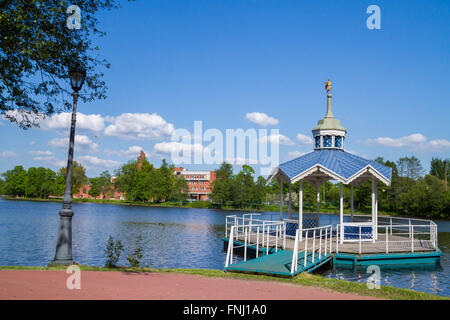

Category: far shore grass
[0, 265, 446, 300]
[1, 195, 444, 221]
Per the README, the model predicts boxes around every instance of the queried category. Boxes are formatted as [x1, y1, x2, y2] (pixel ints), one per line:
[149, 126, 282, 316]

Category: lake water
[0, 198, 448, 297]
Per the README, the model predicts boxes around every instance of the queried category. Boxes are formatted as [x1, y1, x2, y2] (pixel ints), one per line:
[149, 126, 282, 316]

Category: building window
[323, 135, 332, 147]
[335, 136, 342, 148]
[315, 136, 321, 148]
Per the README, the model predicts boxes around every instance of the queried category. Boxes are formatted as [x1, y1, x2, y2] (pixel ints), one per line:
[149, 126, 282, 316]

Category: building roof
[268, 149, 392, 186]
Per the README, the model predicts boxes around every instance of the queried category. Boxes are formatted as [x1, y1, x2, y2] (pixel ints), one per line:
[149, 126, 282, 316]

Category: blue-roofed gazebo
[267, 80, 392, 243]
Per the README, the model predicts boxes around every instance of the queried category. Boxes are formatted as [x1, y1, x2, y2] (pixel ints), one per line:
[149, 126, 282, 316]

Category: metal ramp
[225, 250, 332, 277]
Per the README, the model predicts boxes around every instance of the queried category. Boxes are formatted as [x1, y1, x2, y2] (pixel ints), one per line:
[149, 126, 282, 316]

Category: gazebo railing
[336, 221, 438, 254]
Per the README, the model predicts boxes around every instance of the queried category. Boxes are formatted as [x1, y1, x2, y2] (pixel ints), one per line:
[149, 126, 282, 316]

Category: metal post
[329, 226, 332, 253]
[244, 227, 248, 261]
[52, 91, 79, 265]
[225, 226, 234, 267]
[290, 229, 299, 274]
[266, 225, 269, 255]
[411, 225, 414, 253]
[319, 229, 322, 259]
[304, 232, 308, 267]
[324, 227, 327, 255]
[390, 217, 393, 235]
[340, 182, 344, 245]
[299, 180, 303, 242]
[283, 223, 286, 249]
[275, 225, 279, 252]
[256, 226, 260, 258]
[336, 226, 339, 253]
[312, 230, 316, 263]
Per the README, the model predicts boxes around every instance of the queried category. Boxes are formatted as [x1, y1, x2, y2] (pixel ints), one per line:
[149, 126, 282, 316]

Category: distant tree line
[0, 156, 448, 218]
[0, 162, 87, 198]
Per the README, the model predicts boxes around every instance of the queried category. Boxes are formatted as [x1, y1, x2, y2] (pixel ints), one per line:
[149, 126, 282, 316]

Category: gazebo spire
[325, 79, 334, 118]
[312, 79, 346, 149]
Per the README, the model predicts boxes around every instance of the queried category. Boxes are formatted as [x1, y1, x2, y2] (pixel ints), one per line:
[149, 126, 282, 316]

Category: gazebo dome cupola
[312, 79, 347, 150]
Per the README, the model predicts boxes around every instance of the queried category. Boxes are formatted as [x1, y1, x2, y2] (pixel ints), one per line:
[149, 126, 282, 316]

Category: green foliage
[56, 161, 88, 195]
[430, 158, 449, 185]
[127, 236, 144, 268]
[0, 0, 130, 128]
[1, 165, 28, 196]
[113, 158, 188, 203]
[88, 170, 112, 198]
[211, 163, 266, 209]
[104, 235, 124, 268]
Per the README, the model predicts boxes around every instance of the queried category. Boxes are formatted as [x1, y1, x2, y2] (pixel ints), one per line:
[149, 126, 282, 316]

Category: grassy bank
[1, 195, 436, 220]
[0, 265, 446, 300]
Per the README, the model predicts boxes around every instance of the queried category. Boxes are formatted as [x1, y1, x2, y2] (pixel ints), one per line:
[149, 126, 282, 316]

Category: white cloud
[29, 141, 36, 145]
[287, 151, 305, 159]
[259, 133, 294, 146]
[296, 133, 313, 145]
[225, 157, 260, 165]
[48, 135, 99, 154]
[0, 150, 17, 158]
[29, 150, 53, 156]
[33, 156, 66, 168]
[245, 112, 279, 126]
[40, 112, 105, 132]
[77, 155, 121, 168]
[153, 141, 206, 156]
[105, 146, 147, 158]
[104, 113, 174, 140]
[367, 133, 450, 152]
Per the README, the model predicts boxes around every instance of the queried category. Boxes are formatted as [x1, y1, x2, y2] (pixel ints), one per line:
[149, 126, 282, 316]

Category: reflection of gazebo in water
[267, 79, 392, 243]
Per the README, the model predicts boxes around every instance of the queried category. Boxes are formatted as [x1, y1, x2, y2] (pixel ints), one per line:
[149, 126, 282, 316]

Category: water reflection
[0, 198, 448, 297]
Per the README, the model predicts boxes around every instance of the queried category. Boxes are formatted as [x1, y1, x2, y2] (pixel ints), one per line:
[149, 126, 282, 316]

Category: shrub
[127, 236, 144, 268]
[104, 235, 124, 268]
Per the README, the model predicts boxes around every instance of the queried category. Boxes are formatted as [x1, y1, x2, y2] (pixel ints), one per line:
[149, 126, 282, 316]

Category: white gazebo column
[288, 181, 292, 219]
[279, 180, 283, 220]
[299, 180, 303, 241]
[375, 180, 378, 240]
[350, 183, 354, 222]
[316, 184, 320, 213]
[371, 178, 377, 242]
[340, 182, 344, 244]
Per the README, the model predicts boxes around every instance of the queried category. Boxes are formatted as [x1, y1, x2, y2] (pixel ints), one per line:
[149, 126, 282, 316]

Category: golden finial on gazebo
[324, 79, 331, 94]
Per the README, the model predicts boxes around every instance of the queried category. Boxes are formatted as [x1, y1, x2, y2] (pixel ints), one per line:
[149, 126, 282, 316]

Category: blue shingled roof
[276, 149, 392, 184]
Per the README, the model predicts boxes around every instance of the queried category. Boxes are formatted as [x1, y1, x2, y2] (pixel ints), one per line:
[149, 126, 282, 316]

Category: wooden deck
[233, 233, 436, 255]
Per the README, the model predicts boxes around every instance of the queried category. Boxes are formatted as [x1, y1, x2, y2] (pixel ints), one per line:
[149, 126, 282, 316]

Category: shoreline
[0, 265, 446, 300]
[0, 195, 447, 221]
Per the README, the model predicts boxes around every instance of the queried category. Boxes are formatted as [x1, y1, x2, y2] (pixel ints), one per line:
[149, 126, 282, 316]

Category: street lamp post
[51, 64, 86, 265]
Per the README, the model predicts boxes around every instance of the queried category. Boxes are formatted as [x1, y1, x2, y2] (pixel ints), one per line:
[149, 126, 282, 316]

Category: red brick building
[173, 167, 216, 201]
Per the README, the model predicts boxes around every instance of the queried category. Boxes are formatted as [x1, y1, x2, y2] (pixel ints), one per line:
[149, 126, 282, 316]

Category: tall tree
[56, 161, 87, 195]
[0, 0, 131, 128]
[430, 158, 449, 187]
[1, 165, 28, 196]
[397, 156, 423, 180]
[210, 162, 233, 205]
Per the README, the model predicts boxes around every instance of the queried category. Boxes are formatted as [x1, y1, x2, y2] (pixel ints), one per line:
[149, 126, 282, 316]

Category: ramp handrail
[225, 221, 286, 269]
[290, 225, 333, 274]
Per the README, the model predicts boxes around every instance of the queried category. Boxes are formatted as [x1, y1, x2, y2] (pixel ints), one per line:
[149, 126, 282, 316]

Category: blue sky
[1, 0, 449, 177]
